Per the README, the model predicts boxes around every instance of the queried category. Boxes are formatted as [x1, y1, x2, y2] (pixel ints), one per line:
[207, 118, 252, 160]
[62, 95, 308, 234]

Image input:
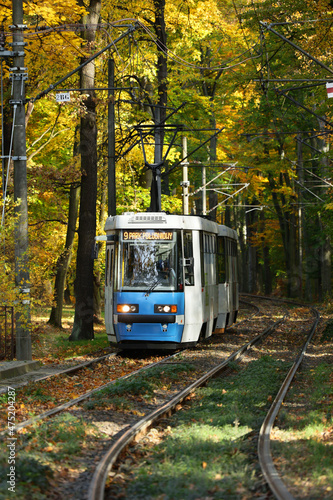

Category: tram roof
[104, 212, 238, 239]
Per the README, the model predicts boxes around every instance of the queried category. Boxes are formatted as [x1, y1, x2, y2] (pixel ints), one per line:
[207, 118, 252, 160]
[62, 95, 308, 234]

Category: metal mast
[11, 0, 31, 359]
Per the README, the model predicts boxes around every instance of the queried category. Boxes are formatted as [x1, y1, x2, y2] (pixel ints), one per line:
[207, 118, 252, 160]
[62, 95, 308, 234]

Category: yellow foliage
[25, 1, 86, 25]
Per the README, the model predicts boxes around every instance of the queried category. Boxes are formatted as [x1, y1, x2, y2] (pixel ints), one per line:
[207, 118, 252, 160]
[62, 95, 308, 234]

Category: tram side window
[230, 240, 238, 281]
[105, 245, 114, 286]
[225, 238, 237, 282]
[200, 233, 205, 286]
[225, 238, 232, 282]
[217, 236, 226, 283]
[105, 248, 109, 286]
[183, 231, 194, 285]
[200, 232, 217, 286]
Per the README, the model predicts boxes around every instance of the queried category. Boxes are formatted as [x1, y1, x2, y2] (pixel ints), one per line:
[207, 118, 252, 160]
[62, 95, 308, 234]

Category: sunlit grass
[271, 361, 333, 498]
[109, 356, 289, 499]
[31, 305, 109, 361]
[115, 356, 332, 499]
[0, 413, 106, 500]
[84, 362, 196, 411]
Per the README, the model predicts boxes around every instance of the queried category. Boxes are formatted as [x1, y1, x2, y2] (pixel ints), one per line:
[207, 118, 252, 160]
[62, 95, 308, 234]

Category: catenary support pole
[181, 136, 189, 215]
[108, 58, 116, 216]
[202, 164, 206, 215]
[149, 106, 162, 212]
[11, 0, 31, 360]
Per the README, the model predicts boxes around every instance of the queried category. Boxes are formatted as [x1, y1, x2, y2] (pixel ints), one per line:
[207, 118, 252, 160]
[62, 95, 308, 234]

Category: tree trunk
[236, 207, 246, 293]
[321, 235, 331, 299]
[260, 211, 272, 295]
[316, 123, 331, 298]
[208, 115, 218, 221]
[268, 171, 299, 298]
[69, 0, 101, 341]
[245, 204, 257, 294]
[49, 182, 80, 327]
[302, 126, 331, 301]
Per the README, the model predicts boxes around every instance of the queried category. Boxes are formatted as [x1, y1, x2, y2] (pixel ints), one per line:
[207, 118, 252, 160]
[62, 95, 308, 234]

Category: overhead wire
[137, 19, 262, 72]
[4, 14, 329, 208]
[2, 19, 263, 74]
[229, 1, 328, 215]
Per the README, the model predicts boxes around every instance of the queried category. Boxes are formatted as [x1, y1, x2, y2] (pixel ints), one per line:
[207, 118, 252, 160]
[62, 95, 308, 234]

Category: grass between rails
[107, 355, 290, 499]
[106, 323, 333, 500]
[0, 361, 195, 499]
[0, 413, 107, 500]
[271, 323, 333, 499]
[1, 304, 332, 499]
[83, 362, 196, 412]
[0, 355, 162, 428]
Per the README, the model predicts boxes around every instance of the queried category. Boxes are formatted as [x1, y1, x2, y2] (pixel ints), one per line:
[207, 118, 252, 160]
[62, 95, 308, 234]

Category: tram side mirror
[181, 258, 194, 267]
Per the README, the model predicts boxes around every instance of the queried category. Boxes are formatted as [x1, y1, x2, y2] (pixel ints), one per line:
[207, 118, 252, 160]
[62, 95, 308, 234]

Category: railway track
[0, 351, 116, 395]
[88, 314, 284, 499]
[0, 352, 176, 433]
[87, 295, 318, 500]
[258, 300, 321, 500]
[0, 297, 261, 434]
[1, 296, 325, 499]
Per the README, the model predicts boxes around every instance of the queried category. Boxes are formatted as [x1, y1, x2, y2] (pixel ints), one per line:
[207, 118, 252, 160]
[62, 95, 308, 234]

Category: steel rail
[88, 315, 286, 500]
[236, 299, 261, 326]
[258, 302, 320, 500]
[0, 352, 116, 395]
[0, 352, 178, 434]
[0, 298, 260, 433]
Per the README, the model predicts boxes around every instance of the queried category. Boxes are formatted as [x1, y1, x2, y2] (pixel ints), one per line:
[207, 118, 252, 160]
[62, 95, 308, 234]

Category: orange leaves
[43, 445, 55, 452]
[0, 355, 158, 432]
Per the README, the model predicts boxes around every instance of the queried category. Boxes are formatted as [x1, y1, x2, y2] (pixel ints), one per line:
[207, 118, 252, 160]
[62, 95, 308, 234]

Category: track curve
[257, 300, 320, 500]
[88, 304, 286, 500]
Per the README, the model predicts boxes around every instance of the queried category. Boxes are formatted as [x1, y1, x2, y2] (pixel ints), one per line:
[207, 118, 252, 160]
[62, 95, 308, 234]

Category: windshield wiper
[145, 275, 165, 296]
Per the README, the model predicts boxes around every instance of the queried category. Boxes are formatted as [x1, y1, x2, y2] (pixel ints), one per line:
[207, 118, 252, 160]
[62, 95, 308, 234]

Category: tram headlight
[154, 305, 177, 313]
[117, 304, 139, 313]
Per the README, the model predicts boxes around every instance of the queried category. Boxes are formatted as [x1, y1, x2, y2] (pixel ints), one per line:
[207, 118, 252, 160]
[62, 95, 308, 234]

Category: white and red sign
[326, 82, 333, 98]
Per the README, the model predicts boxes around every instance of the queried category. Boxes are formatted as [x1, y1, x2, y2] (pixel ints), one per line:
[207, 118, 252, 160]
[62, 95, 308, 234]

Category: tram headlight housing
[154, 304, 177, 313]
[117, 304, 139, 313]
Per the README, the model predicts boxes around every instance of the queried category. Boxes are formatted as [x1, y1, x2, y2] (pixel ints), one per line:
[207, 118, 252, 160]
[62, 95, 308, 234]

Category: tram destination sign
[123, 230, 173, 241]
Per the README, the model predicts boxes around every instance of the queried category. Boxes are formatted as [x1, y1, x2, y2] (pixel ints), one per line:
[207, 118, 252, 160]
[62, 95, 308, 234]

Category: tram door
[105, 242, 115, 341]
[182, 230, 202, 343]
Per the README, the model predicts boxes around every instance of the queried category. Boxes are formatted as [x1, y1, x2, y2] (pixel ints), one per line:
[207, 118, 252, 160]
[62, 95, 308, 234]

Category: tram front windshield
[118, 230, 179, 292]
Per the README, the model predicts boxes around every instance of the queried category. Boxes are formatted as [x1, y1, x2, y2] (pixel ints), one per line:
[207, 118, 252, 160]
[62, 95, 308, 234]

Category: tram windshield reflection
[119, 230, 178, 291]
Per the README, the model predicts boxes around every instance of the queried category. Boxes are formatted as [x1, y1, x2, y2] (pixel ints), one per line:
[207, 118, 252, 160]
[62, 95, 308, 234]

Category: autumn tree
[1, 1, 85, 318]
[2, 0, 333, 328]
[69, 0, 101, 341]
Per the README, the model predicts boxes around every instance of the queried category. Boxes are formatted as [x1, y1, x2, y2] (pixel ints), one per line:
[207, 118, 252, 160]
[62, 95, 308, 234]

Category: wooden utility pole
[12, 0, 31, 359]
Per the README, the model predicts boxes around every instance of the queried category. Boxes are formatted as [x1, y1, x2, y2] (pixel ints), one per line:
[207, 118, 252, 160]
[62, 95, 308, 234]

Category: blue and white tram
[103, 212, 238, 349]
